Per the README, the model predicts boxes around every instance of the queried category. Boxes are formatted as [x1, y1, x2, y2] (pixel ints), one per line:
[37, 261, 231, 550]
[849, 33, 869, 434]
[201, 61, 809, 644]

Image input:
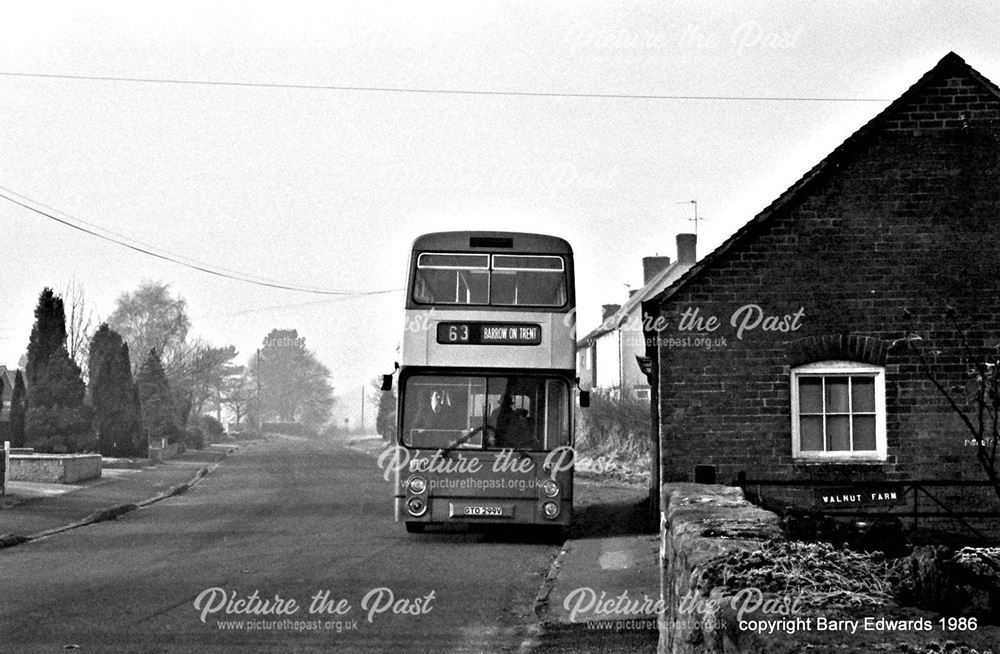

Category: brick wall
[652, 56, 1000, 522]
[885, 71, 1000, 132]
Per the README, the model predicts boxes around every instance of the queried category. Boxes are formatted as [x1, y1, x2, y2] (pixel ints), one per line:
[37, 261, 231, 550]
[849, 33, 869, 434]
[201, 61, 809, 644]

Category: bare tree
[173, 340, 238, 421]
[250, 329, 334, 429]
[896, 309, 1000, 501]
[64, 277, 96, 380]
[221, 368, 255, 428]
[107, 281, 190, 378]
[371, 376, 396, 442]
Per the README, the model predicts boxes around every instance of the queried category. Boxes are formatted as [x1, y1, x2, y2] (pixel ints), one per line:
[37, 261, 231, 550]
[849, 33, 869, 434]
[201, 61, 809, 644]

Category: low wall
[657, 485, 997, 653]
[659, 484, 785, 654]
[148, 443, 180, 464]
[9, 453, 102, 484]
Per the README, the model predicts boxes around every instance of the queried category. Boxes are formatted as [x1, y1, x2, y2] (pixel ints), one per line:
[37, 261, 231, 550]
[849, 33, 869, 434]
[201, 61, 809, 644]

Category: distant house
[642, 53, 1000, 530]
[577, 234, 696, 399]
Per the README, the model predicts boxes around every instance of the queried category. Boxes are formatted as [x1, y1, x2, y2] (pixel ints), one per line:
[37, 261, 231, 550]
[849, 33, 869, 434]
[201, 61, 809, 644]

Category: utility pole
[256, 348, 262, 429]
[360, 386, 365, 432]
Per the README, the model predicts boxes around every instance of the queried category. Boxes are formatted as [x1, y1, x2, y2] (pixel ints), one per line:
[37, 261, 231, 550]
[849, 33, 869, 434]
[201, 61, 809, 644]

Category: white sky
[1, 1, 998, 422]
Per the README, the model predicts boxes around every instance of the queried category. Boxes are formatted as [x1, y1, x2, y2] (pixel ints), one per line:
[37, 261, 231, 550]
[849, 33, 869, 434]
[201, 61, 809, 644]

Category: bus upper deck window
[491, 255, 566, 307]
[414, 253, 489, 305]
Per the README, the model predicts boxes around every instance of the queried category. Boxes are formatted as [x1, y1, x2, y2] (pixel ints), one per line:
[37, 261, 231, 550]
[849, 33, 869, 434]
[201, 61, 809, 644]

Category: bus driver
[412, 389, 456, 432]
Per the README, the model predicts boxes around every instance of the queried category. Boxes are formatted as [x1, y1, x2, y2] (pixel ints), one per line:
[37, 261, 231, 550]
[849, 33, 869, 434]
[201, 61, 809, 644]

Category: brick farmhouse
[641, 53, 1000, 531]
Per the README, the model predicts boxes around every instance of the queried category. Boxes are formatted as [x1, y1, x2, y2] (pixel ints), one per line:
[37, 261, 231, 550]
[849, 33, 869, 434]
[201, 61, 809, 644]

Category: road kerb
[26, 502, 139, 541]
[1, 457, 228, 549]
[0, 533, 29, 548]
[533, 542, 570, 622]
[135, 462, 218, 508]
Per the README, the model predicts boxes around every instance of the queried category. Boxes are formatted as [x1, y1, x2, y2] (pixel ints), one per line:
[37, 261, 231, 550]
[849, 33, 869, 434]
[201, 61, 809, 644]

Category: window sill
[792, 458, 887, 466]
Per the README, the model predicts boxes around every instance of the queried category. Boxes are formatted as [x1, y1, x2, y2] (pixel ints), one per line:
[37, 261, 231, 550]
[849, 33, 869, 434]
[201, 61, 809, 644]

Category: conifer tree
[89, 325, 145, 457]
[9, 370, 27, 448]
[24, 289, 92, 452]
[26, 289, 68, 389]
[136, 349, 182, 446]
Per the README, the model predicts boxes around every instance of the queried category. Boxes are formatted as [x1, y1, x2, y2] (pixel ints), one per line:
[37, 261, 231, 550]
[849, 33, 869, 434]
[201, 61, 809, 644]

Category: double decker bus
[391, 231, 581, 535]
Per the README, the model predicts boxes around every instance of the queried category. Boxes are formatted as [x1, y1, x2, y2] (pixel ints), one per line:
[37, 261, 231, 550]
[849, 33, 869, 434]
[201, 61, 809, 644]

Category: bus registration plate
[453, 503, 514, 518]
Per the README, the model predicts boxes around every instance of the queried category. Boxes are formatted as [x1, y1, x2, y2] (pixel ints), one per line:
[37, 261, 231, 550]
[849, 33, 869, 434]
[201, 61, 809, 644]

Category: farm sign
[813, 486, 906, 508]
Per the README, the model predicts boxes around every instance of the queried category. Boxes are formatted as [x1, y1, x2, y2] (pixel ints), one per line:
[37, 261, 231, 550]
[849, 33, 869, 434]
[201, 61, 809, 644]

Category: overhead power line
[0, 70, 892, 103]
[194, 296, 379, 321]
[0, 186, 402, 297]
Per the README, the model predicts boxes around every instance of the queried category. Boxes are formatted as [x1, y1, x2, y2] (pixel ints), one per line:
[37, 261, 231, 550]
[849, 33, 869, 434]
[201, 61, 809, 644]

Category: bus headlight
[542, 501, 560, 519]
[407, 475, 428, 495]
[540, 479, 560, 498]
[406, 497, 427, 517]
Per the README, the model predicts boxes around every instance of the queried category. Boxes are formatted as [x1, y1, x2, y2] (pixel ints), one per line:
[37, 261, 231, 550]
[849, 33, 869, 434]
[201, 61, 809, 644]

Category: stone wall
[657, 483, 1000, 653]
[9, 453, 102, 484]
[659, 483, 784, 654]
[148, 443, 180, 463]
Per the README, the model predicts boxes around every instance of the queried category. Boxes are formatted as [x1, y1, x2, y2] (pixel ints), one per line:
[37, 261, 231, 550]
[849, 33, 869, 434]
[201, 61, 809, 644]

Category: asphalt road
[0, 435, 655, 653]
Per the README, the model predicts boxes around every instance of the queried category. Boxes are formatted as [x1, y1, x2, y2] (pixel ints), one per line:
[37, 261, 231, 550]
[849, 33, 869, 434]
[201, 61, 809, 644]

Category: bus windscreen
[402, 374, 569, 451]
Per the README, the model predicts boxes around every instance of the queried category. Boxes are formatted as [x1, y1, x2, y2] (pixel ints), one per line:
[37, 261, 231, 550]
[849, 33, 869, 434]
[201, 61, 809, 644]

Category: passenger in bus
[488, 395, 537, 449]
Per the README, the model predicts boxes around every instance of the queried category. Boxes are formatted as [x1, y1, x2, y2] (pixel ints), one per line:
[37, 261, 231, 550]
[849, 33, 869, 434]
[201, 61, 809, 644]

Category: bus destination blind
[436, 322, 542, 346]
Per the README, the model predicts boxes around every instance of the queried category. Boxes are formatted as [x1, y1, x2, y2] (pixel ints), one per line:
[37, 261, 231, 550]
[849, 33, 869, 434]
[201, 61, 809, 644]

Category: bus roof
[411, 232, 573, 255]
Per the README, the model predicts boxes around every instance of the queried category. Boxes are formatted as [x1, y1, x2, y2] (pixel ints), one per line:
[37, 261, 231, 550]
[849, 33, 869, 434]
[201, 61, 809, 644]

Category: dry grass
[699, 541, 896, 610]
[575, 390, 652, 483]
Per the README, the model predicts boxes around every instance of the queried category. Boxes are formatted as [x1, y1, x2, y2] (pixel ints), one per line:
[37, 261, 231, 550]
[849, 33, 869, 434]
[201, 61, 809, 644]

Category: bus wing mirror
[579, 391, 590, 408]
[381, 374, 393, 391]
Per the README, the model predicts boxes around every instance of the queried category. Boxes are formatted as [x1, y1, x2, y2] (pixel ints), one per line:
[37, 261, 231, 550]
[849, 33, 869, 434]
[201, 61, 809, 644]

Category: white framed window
[790, 361, 886, 462]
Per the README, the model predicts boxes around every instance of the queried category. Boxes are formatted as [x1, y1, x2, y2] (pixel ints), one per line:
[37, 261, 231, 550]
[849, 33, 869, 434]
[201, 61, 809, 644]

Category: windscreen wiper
[440, 425, 491, 457]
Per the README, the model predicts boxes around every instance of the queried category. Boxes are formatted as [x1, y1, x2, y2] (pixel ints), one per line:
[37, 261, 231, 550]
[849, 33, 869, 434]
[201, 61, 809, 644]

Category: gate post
[2, 440, 9, 496]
